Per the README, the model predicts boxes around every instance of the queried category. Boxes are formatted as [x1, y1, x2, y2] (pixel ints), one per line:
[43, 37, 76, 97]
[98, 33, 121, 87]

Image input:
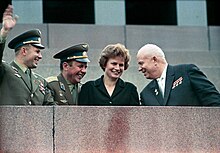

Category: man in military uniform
[46, 43, 90, 105]
[0, 5, 55, 105]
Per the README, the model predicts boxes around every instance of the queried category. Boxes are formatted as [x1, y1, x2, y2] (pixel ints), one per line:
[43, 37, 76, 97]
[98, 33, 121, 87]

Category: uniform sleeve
[46, 82, 56, 100]
[0, 42, 6, 83]
[42, 79, 57, 105]
[188, 64, 220, 106]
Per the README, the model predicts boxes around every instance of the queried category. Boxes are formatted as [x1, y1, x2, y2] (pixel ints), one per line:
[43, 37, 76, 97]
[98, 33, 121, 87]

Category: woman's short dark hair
[99, 43, 130, 71]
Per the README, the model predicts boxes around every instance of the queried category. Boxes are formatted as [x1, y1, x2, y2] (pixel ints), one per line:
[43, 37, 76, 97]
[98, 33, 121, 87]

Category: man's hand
[1, 5, 18, 37]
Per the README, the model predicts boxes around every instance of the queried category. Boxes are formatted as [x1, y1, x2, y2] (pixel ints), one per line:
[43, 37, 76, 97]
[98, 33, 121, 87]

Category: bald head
[137, 44, 167, 79]
[137, 44, 165, 59]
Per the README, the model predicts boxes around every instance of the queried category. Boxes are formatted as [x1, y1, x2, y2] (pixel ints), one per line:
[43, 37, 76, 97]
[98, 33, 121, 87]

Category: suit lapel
[149, 80, 164, 105]
[164, 65, 175, 105]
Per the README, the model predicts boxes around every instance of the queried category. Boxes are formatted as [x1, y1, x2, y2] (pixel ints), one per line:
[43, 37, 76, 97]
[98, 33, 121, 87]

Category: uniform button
[109, 101, 112, 104]
[30, 94, 34, 98]
[29, 101, 32, 105]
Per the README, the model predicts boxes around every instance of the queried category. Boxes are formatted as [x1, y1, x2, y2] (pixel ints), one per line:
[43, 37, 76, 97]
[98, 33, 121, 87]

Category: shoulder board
[46, 76, 58, 83]
[11, 65, 18, 72]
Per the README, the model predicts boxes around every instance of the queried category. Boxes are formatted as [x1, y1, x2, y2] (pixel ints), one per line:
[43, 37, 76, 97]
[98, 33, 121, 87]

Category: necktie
[25, 68, 30, 77]
[71, 84, 78, 105]
[25, 68, 32, 89]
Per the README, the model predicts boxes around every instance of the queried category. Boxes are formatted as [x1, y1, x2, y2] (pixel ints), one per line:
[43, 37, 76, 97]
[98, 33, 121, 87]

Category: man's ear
[20, 46, 27, 55]
[62, 62, 69, 70]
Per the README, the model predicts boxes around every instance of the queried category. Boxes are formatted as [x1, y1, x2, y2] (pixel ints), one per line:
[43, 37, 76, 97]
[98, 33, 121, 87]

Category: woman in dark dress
[78, 43, 140, 106]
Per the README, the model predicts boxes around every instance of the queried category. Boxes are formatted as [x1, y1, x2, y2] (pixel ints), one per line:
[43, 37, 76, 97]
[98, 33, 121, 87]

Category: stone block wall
[1, 24, 220, 92]
[0, 106, 220, 153]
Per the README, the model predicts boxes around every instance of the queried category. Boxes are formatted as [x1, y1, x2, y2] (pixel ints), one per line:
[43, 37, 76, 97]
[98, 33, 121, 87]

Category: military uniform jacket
[78, 75, 140, 106]
[0, 42, 55, 105]
[140, 64, 220, 106]
[46, 73, 81, 105]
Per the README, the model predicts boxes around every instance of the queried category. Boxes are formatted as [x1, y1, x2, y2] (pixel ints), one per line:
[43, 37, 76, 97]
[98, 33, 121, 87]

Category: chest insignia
[60, 82, 65, 91]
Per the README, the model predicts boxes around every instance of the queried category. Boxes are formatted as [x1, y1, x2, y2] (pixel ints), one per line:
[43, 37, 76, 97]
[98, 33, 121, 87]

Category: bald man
[137, 43, 220, 106]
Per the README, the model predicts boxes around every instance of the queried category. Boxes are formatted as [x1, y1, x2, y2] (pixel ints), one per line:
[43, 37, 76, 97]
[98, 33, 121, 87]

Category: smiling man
[46, 43, 90, 105]
[0, 5, 55, 105]
[137, 43, 220, 106]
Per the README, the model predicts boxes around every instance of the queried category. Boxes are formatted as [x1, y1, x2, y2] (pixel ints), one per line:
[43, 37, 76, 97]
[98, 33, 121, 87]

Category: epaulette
[46, 76, 58, 83]
[11, 66, 18, 72]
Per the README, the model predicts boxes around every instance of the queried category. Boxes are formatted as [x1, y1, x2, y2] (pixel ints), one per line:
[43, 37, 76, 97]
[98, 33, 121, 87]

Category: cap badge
[82, 44, 88, 48]
[83, 51, 87, 57]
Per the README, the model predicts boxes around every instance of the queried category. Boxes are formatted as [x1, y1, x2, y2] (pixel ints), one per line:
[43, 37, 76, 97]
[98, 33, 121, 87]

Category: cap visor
[32, 43, 45, 49]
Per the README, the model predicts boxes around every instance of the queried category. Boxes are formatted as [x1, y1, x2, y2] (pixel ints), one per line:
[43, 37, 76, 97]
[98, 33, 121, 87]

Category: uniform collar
[14, 60, 28, 73]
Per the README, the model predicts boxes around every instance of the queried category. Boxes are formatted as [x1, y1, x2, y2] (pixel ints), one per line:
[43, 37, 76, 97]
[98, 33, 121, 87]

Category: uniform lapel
[10, 61, 32, 91]
[31, 73, 39, 93]
[149, 80, 164, 105]
[31, 72, 47, 95]
[164, 65, 175, 105]
[57, 74, 73, 102]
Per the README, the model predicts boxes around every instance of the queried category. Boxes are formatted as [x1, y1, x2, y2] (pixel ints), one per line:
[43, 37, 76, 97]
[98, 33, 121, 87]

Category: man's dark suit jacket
[140, 64, 220, 106]
[78, 76, 140, 106]
[0, 42, 54, 105]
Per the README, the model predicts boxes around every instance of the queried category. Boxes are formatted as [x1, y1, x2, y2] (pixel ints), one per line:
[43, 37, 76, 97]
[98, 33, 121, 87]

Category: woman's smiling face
[104, 56, 125, 80]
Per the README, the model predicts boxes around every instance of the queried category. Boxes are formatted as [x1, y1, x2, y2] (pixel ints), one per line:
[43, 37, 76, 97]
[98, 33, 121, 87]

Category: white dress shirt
[157, 64, 168, 97]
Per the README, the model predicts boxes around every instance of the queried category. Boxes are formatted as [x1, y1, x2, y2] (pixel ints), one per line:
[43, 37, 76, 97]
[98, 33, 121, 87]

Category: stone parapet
[0, 106, 220, 153]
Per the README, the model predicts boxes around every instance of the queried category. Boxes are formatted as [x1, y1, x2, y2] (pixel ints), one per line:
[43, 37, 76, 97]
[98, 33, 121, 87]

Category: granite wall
[0, 106, 220, 153]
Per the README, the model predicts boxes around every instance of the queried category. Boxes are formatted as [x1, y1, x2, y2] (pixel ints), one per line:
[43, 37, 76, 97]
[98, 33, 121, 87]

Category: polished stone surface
[0, 106, 53, 153]
[54, 107, 220, 153]
[0, 106, 219, 153]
